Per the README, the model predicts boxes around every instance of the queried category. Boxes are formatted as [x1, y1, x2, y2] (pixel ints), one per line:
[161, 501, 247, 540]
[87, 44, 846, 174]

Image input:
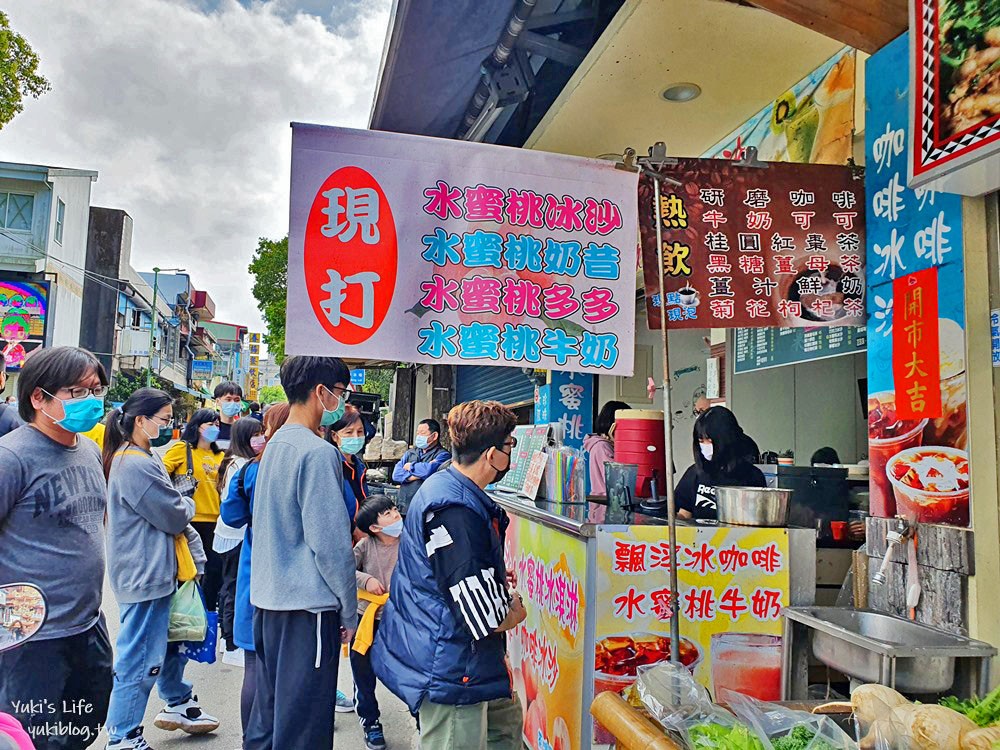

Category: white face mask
[700, 442, 714, 461]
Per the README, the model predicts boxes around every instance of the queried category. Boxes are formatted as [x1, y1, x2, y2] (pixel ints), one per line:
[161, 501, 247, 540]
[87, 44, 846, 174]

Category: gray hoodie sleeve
[300, 446, 359, 629]
[183, 524, 207, 575]
[129, 456, 195, 535]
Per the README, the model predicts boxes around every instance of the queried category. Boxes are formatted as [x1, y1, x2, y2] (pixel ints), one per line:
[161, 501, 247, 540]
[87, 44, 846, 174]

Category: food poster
[593, 527, 790, 744]
[286, 124, 639, 376]
[504, 514, 588, 750]
[911, 0, 1000, 194]
[704, 48, 856, 166]
[866, 34, 970, 528]
[0, 280, 48, 371]
[639, 159, 866, 330]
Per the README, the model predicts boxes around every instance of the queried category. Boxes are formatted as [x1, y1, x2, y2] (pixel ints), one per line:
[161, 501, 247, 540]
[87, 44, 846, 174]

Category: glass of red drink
[868, 392, 928, 518]
[711, 633, 783, 703]
[887, 446, 970, 526]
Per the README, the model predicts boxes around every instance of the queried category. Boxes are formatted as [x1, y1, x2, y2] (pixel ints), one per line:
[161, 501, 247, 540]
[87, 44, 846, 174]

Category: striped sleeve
[425, 506, 510, 640]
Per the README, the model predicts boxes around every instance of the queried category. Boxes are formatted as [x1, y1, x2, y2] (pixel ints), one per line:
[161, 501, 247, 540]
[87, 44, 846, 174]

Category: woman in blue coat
[326, 408, 371, 528]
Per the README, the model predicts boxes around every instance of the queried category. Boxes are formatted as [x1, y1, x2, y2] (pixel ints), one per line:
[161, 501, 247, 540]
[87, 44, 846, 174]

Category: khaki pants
[419, 695, 523, 750]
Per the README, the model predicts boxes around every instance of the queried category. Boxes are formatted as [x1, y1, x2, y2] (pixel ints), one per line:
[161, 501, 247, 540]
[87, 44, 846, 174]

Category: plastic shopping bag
[726, 693, 858, 750]
[167, 581, 207, 643]
[180, 609, 217, 664]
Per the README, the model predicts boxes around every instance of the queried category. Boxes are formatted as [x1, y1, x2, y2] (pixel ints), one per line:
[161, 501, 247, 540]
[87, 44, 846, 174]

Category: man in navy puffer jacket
[373, 400, 526, 749]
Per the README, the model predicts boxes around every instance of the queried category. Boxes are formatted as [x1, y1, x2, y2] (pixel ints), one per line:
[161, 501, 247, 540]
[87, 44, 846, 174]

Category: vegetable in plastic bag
[167, 580, 207, 643]
[726, 693, 857, 750]
[850, 685, 909, 727]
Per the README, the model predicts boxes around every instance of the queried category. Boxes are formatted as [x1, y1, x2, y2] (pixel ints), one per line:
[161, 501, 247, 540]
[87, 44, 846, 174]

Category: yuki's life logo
[305, 166, 397, 345]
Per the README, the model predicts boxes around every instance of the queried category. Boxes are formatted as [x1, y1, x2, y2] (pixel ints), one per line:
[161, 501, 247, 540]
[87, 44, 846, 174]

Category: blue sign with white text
[350, 369, 366, 386]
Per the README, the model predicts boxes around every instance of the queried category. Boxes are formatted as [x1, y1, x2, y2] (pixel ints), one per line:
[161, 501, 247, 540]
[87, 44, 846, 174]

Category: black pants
[245, 608, 342, 750]
[349, 619, 380, 725]
[218, 542, 242, 650]
[192, 520, 223, 611]
[0, 619, 113, 750]
[241, 649, 257, 742]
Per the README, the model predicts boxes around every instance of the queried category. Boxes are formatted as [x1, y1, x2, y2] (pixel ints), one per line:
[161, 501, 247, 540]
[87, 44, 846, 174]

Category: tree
[0, 12, 50, 130]
[106, 370, 170, 405]
[258, 384, 286, 404]
[248, 236, 288, 363]
[361, 369, 393, 405]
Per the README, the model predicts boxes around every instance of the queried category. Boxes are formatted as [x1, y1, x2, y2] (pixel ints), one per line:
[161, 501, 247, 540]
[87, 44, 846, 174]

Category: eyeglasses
[148, 414, 171, 425]
[324, 385, 351, 402]
[46, 386, 107, 400]
[498, 437, 518, 453]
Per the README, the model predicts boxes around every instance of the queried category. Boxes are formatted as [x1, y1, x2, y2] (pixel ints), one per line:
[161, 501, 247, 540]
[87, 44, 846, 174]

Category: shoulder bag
[172, 442, 199, 498]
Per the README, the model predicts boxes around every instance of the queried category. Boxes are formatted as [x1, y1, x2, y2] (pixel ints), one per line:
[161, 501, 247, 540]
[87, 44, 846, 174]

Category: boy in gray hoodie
[245, 356, 358, 750]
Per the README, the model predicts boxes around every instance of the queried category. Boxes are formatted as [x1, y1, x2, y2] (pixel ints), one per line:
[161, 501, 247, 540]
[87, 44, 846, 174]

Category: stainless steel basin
[784, 607, 996, 694]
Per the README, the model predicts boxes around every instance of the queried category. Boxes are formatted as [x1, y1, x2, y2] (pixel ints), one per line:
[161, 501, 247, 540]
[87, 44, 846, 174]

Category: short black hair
[418, 418, 441, 435]
[811, 447, 841, 465]
[17, 346, 109, 422]
[280, 355, 350, 404]
[249, 401, 261, 413]
[355, 494, 396, 537]
[595, 400, 630, 437]
[182, 408, 221, 451]
[214, 381, 243, 399]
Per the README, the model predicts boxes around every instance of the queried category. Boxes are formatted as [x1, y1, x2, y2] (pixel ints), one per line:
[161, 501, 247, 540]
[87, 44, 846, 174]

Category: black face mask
[490, 449, 511, 483]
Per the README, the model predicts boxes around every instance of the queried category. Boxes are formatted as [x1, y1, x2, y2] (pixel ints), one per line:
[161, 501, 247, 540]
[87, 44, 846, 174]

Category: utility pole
[146, 266, 184, 387]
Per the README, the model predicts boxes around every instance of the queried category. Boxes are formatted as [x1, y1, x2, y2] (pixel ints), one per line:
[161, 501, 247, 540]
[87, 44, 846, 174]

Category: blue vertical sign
[350, 369, 366, 386]
[866, 33, 965, 398]
[548, 371, 594, 450]
[534, 384, 551, 423]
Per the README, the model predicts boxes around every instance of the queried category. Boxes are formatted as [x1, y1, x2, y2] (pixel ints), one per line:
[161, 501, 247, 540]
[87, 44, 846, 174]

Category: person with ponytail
[103, 388, 221, 749]
[213, 417, 263, 663]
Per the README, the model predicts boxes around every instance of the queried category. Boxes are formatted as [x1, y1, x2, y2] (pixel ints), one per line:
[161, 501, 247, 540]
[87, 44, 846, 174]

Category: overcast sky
[2, 0, 392, 334]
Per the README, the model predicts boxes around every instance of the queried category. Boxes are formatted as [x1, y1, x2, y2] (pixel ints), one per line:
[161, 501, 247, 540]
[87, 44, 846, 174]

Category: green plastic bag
[167, 581, 207, 643]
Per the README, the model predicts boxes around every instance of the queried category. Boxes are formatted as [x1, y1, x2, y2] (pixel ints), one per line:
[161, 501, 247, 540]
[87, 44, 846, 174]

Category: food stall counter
[492, 492, 817, 750]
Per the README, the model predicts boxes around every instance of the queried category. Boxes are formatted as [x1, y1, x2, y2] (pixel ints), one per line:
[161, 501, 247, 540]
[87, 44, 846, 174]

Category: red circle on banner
[304, 166, 397, 345]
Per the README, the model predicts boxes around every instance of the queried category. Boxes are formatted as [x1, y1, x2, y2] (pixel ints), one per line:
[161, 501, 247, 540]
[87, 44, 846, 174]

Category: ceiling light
[661, 83, 701, 103]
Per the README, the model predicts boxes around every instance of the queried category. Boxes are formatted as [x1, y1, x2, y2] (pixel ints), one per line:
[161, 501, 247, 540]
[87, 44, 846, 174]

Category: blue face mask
[220, 401, 242, 418]
[320, 387, 346, 427]
[340, 436, 365, 455]
[202, 425, 221, 443]
[415, 434, 429, 449]
[43, 392, 104, 434]
[380, 519, 404, 537]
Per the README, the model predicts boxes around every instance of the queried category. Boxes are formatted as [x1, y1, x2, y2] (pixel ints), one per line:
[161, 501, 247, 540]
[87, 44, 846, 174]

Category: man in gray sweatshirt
[245, 355, 358, 750]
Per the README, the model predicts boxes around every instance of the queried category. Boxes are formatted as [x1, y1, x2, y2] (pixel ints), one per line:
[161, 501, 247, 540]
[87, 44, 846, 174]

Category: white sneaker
[153, 695, 220, 734]
[222, 647, 245, 667]
[106, 726, 152, 749]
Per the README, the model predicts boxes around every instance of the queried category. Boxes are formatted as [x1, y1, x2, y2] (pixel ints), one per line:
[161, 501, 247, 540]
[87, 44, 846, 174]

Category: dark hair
[447, 400, 517, 465]
[214, 381, 243, 399]
[280, 355, 350, 404]
[418, 418, 441, 436]
[257, 402, 291, 463]
[182, 408, 221, 452]
[102, 388, 173, 478]
[355, 494, 395, 537]
[331, 409, 363, 434]
[811, 446, 841, 465]
[249, 401, 261, 413]
[16, 346, 109, 422]
[595, 400, 630, 437]
[218, 417, 264, 493]
[693, 406, 754, 476]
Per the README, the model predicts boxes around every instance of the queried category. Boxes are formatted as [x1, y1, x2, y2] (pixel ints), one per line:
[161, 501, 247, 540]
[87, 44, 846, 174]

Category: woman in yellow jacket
[163, 408, 225, 612]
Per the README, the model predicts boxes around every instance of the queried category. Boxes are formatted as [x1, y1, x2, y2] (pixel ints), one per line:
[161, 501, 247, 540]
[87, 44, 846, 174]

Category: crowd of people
[0, 346, 527, 750]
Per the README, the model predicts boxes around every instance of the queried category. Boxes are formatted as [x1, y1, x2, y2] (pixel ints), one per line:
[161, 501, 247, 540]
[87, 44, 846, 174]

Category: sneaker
[106, 726, 153, 750]
[153, 695, 220, 734]
[335, 689, 355, 713]
[222, 647, 245, 667]
[362, 720, 387, 750]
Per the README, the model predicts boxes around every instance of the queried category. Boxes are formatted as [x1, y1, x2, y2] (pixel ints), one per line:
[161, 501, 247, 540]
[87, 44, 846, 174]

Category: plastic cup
[887, 446, 970, 526]
[711, 633, 783, 702]
[830, 521, 847, 541]
[867, 391, 928, 518]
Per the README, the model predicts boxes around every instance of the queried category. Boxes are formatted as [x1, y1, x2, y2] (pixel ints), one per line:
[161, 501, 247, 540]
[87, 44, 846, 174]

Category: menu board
[639, 158, 866, 330]
[495, 424, 551, 494]
[734, 325, 866, 373]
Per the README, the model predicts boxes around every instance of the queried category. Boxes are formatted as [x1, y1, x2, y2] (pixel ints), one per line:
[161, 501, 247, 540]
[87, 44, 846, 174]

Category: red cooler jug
[613, 409, 666, 497]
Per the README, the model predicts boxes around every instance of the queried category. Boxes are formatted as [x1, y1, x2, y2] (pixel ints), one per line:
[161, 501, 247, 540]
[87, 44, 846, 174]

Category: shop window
[0, 193, 34, 231]
[54, 199, 65, 244]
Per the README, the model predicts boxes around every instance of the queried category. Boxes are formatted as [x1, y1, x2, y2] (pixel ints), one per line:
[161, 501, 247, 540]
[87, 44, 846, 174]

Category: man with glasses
[374, 400, 527, 750]
[245, 356, 358, 750]
[0, 347, 113, 749]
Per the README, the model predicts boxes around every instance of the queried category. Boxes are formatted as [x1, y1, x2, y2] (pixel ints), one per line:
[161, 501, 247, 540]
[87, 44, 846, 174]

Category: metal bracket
[517, 30, 587, 67]
[734, 145, 770, 169]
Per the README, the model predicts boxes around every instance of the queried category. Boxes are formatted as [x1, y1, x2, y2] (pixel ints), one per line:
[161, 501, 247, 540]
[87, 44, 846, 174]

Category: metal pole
[652, 175, 682, 663]
[146, 267, 160, 388]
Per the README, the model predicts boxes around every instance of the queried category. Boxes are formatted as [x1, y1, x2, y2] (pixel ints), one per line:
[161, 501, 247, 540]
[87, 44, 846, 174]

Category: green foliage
[361, 369, 393, 405]
[106, 370, 171, 405]
[248, 236, 288, 363]
[0, 12, 50, 130]
[257, 384, 286, 404]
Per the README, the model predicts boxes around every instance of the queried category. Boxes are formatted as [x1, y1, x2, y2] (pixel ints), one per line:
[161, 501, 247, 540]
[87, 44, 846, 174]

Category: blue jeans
[105, 595, 193, 742]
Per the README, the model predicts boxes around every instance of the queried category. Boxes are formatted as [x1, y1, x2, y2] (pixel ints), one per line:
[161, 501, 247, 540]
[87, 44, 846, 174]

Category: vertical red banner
[892, 267, 941, 420]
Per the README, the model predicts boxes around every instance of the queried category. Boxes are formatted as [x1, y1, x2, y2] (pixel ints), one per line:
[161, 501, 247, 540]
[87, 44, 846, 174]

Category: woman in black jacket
[675, 407, 765, 520]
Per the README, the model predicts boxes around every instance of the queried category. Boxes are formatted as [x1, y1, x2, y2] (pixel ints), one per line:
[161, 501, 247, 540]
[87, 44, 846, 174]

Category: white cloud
[0, 0, 391, 333]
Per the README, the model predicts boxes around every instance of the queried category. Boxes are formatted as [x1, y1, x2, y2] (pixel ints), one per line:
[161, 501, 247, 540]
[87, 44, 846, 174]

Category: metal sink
[783, 607, 996, 694]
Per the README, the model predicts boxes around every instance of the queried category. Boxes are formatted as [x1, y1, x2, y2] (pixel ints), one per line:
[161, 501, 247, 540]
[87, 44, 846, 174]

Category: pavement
[87, 579, 418, 750]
